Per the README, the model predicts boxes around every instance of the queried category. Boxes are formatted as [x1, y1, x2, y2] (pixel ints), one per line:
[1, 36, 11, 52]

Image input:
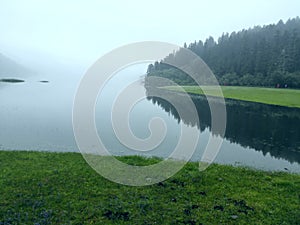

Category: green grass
[164, 86, 300, 108]
[0, 151, 299, 224]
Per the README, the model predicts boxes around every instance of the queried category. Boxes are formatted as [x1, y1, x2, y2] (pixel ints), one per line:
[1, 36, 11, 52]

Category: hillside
[146, 17, 300, 88]
[0, 53, 31, 78]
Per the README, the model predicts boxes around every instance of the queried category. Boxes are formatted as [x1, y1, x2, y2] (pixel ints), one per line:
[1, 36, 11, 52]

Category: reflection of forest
[146, 87, 300, 164]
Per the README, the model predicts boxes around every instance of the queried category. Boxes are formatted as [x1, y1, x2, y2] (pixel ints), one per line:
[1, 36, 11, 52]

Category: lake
[0, 64, 299, 172]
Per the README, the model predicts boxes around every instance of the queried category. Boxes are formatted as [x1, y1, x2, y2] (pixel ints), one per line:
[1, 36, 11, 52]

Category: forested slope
[147, 17, 300, 88]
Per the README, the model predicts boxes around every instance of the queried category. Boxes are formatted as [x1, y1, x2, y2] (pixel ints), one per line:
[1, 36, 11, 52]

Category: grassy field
[164, 86, 300, 108]
[0, 151, 299, 224]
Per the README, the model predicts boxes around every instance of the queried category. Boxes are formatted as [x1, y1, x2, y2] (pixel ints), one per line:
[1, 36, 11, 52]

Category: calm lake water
[1, 64, 299, 172]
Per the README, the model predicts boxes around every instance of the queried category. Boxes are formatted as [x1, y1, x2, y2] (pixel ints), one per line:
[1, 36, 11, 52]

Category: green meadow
[1, 151, 299, 224]
[164, 86, 300, 108]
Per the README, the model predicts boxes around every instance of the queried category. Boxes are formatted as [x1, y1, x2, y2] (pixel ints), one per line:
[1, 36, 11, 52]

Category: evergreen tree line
[147, 17, 300, 88]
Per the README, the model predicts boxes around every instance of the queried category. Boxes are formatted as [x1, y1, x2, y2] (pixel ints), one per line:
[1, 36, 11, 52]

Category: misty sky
[0, 0, 300, 71]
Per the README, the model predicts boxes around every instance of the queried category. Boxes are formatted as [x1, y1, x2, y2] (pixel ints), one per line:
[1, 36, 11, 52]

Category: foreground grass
[0, 151, 299, 224]
[164, 86, 300, 108]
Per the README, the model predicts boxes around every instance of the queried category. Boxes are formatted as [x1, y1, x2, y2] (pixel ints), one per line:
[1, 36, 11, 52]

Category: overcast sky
[0, 0, 299, 71]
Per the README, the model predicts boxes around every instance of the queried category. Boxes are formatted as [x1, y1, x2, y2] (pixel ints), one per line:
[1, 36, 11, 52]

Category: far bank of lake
[164, 86, 300, 108]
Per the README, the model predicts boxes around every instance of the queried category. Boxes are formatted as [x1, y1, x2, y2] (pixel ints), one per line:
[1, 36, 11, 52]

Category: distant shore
[163, 86, 300, 108]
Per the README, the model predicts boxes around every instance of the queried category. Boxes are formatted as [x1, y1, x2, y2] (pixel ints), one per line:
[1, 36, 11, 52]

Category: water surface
[0, 65, 299, 172]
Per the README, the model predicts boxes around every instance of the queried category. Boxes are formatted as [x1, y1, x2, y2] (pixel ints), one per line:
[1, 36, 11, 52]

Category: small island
[0, 78, 25, 83]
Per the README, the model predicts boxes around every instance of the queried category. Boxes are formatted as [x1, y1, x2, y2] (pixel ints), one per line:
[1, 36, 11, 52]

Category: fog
[1, 0, 299, 75]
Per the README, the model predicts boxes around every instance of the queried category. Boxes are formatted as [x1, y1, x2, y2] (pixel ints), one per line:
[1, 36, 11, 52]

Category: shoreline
[1, 149, 298, 173]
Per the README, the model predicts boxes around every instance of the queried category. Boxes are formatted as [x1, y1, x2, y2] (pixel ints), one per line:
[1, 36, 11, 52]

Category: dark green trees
[147, 17, 300, 88]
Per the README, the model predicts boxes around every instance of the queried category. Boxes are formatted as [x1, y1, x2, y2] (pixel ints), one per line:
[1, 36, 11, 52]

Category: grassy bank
[0, 151, 299, 224]
[164, 86, 300, 108]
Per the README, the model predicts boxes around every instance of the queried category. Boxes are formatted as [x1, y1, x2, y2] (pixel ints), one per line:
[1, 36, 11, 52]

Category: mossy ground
[0, 151, 299, 224]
